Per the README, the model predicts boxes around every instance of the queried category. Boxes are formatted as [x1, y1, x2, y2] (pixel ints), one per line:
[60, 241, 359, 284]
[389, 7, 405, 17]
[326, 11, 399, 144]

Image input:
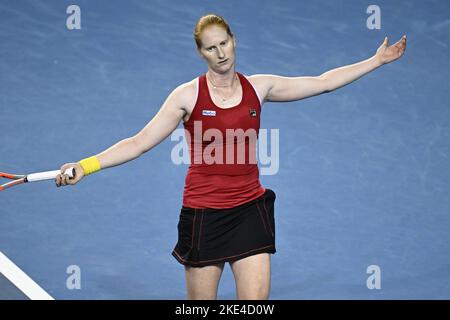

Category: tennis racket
[0, 167, 75, 191]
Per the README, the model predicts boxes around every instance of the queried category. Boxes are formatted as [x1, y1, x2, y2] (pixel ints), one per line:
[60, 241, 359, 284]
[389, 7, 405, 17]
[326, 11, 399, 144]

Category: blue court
[1, 0, 450, 299]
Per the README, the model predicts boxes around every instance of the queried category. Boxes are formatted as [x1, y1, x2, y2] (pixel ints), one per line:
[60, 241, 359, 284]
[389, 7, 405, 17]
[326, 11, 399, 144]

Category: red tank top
[182, 72, 266, 209]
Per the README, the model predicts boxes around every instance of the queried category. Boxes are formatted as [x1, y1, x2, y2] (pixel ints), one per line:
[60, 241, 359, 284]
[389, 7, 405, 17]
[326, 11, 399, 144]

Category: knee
[187, 289, 218, 300]
[237, 286, 270, 300]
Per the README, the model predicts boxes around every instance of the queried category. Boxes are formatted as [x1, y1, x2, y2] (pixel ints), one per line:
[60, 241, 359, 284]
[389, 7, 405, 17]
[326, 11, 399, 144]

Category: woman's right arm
[56, 80, 195, 187]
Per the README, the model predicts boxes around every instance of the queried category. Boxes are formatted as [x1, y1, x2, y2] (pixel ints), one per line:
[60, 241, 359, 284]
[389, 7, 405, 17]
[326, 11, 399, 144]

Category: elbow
[130, 135, 145, 157]
[318, 75, 333, 93]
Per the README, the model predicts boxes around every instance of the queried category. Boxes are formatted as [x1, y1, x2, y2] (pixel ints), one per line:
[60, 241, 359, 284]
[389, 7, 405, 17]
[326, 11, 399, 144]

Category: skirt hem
[172, 245, 276, 267]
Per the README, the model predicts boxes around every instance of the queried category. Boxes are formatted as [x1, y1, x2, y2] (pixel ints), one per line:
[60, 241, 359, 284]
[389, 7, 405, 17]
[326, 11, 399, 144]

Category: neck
[206, 68, 237, 87]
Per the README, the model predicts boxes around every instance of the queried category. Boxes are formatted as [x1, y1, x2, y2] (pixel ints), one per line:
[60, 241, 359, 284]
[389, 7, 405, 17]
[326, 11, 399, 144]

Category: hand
[375, 35, 407, 65]
[55, 162, 85, 187]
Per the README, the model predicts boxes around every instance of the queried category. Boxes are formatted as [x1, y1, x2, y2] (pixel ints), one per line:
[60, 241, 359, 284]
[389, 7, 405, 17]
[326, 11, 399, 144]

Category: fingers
[384, 35, 407, 49]
[56, 165, 69, 187]
[55, 173, 63, 187]
[56, 163, 81, 187]
[57, 173, 76, 186]
[394, 35, 407, 46]
[395, 35, 407, 56]
[55, 173, 70, 187]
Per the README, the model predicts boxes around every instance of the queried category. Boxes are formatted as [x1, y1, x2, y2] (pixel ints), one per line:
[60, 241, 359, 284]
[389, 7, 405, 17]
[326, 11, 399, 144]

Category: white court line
[0, 251, 54, 300]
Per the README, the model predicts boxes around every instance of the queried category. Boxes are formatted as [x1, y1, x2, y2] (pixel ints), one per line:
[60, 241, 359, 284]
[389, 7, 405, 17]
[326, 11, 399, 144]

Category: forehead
[200, 25, 229, 47]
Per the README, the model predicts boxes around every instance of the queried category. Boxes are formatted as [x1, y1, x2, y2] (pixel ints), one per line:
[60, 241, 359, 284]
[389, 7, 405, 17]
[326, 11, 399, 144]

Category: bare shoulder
[166, 78, 196, 109]
[171, 78, 197, 105]
[246, 74, 275, 103]
[247, 74, 270, 83]
[170, 78, 198, 122]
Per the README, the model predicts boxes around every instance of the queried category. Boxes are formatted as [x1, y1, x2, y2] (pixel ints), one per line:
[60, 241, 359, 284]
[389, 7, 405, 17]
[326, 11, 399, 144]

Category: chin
[215, 62, 235, 74]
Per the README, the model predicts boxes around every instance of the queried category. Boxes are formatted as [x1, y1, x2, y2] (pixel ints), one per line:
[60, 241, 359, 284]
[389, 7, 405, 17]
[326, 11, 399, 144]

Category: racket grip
[26, 167, 75, 182]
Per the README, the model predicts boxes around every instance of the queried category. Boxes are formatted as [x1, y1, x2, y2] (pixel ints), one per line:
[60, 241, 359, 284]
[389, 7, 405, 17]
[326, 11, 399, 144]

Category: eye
[206, 47, 215, 52]
[220, 41, 227, 46]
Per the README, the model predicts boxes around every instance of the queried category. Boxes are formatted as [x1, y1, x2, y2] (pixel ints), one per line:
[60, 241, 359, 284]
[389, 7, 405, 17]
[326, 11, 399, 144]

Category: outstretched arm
[56, 82, 193, 187]
[96, 82, 192, 169]
[250, 35, 407, 102]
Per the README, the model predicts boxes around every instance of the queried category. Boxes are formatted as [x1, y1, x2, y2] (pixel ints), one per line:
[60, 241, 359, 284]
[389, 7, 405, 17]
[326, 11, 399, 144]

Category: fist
[55, 163, 85, 187]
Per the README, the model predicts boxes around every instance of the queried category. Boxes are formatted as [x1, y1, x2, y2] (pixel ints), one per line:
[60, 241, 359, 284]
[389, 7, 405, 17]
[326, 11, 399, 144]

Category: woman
[56, 14, 407, 300]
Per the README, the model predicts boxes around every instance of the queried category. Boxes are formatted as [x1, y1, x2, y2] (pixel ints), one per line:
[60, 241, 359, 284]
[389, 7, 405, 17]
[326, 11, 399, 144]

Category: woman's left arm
[251, 35, 407, 103]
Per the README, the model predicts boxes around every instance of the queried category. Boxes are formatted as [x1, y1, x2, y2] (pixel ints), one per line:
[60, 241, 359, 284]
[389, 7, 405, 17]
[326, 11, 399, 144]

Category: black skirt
[172, 188, 276, 267]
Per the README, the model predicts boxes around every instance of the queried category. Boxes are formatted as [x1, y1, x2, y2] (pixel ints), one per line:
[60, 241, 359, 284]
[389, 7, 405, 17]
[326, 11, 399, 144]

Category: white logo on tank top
[202, 110, 216, 116]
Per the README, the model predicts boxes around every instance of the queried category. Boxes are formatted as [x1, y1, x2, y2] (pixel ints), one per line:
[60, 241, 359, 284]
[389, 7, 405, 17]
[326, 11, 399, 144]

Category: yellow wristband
[78, 156, 101, 176]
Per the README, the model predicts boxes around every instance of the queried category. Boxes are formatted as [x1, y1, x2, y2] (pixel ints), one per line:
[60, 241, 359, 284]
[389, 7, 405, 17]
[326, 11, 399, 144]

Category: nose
[216, 47, 225, 59]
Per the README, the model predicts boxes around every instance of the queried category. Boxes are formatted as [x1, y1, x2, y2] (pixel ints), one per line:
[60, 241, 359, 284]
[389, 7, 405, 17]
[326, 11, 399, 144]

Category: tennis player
[56, 14, 406, 300]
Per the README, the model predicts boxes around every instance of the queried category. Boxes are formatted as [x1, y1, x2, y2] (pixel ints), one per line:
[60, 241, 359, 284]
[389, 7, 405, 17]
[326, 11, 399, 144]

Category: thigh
[230, 253, 271, 300]
[184, 263, 225, 300]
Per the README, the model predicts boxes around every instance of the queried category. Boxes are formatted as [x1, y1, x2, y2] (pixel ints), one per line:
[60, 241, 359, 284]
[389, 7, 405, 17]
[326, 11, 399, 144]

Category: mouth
[218, 59, 229, 65]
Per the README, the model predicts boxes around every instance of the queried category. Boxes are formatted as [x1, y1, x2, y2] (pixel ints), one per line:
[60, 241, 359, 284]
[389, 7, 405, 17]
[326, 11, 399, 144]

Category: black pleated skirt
[172, 188, 276, 267]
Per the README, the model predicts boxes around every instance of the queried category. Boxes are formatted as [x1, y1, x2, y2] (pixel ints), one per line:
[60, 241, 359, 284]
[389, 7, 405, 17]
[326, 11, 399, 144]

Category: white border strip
[0, 251, 54, 300]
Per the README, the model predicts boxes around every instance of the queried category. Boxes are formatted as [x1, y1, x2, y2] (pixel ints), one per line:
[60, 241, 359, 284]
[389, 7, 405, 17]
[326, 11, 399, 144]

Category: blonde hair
[194, 14, 233, 49]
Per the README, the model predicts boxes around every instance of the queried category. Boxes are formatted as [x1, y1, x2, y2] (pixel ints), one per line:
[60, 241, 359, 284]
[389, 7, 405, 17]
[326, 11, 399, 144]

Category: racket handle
[26, 167, 75, 182]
